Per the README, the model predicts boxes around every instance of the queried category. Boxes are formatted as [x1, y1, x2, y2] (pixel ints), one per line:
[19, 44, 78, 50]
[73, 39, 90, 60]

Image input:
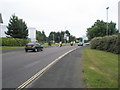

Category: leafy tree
[48, 30, 76, 43]
[41, 31, 47, 42]
[36, 30, 47, 43]
[108, 21, 118, 35]
[87, 20, 118, 40]
[48, 31, 56, 42]
[5, 14, 28, 39]
[69, 35, 76, 42]
[36, 30, 42, 41]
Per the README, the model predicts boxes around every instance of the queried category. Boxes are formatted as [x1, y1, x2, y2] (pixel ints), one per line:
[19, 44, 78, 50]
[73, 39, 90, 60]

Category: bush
[1, 37, 30, 46]
[91, 35, 119, 54]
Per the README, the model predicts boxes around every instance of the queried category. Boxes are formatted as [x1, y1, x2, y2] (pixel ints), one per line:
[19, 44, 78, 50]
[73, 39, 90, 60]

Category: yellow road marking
[16, 47, 79, 90]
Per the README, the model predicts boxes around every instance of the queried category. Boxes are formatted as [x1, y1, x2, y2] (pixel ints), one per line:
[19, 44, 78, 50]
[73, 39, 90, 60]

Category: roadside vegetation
[82, 46, 118, 88]
[1, 42, 72, 50]
[91, 35, 119, 54]
[1, 46, 24, 50]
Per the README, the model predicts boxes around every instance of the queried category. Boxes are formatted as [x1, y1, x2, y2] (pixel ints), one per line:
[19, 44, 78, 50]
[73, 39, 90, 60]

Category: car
[86, 42, 90, 45]
[78, 42, 83, 46]
[25, 42, 43, 52]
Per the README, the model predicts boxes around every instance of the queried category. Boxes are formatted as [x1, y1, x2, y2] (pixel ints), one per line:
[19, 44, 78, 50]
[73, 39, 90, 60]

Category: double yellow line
[16, 47, 78, 90]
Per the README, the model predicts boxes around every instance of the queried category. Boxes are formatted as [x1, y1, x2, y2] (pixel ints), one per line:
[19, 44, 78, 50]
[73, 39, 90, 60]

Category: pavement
[25, 46, 85, 88]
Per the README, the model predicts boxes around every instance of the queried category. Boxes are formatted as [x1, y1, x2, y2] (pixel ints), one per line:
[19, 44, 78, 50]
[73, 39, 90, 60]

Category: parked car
[25, 42, 43, 52]
[78, 42, 83, 46]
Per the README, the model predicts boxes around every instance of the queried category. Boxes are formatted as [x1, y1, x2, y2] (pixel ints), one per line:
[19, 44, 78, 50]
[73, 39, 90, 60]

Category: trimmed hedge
[1, 38, 30, 46]
[91, 35, 119, 54]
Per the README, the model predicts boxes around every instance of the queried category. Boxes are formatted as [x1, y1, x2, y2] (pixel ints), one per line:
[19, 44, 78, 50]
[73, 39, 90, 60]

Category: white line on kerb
[16, 47, 79, 90]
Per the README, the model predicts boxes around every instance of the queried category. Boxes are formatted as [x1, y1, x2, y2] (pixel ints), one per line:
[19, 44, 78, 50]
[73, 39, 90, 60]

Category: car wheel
[34, 48, 38, 52]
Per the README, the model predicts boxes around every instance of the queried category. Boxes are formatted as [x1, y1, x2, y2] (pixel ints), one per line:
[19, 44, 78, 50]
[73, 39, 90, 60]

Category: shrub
[1, 37, 30, 46]
[91, 35, 119, 54]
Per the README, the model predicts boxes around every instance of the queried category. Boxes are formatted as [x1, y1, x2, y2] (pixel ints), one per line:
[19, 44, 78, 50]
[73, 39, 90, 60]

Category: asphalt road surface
[2, 45, 85, 88]
[26, 46, 85, 88]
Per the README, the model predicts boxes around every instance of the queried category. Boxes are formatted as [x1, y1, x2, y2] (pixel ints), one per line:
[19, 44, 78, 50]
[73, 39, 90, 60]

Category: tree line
[36, 30, 76, 43]
[87, 20, 118, 40]
[5, 14, 76, 43]
[5, 15, 118, 43]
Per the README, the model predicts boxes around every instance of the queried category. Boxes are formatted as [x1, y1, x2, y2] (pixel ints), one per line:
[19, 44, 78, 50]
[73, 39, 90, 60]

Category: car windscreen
[27, 43, 35, 45]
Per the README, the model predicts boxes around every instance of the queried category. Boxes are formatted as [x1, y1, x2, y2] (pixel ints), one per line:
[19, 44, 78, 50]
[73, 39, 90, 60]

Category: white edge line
[16, 47, 78, 90]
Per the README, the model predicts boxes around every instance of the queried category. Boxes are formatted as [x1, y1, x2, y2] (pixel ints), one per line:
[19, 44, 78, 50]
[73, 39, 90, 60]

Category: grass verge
[1, 46, 24, 50]
[82, 46, 118, 88]
[0, 43, 72, 50]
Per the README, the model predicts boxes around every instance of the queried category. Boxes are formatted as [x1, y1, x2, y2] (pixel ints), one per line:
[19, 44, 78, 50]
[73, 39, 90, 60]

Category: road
[2, 45, 84, 88]
[26, 46, 85, 88]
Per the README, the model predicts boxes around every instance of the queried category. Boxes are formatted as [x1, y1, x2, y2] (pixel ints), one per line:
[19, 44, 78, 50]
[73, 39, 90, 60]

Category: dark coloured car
[25, 42, 43, 52]
[78, 42, 83, 46]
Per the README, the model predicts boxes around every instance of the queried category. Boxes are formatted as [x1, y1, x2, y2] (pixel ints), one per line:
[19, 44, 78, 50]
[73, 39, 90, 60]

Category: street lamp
[0, 13, 3, 90]
[106, 7, 109, 35]
[118, 1, 120, 33]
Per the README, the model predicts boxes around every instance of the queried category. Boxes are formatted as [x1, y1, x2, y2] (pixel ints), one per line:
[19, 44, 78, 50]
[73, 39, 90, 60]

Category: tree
[36, 30, 42, 41]
[36, 30, 47, 43]
[48, 30, 76, 43]
[41, 31, 47, 43]
[5, 14, 28, 39]
[69, 35, 76, 42]
[87, 20, 118, 40]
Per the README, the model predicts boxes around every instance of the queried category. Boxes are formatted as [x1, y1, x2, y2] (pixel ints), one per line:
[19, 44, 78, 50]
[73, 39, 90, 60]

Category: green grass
[82, 46, 118, 88]
[1, 46, 24, 50]
[0, 43, 73, 50]
[0, 43, 60, 50]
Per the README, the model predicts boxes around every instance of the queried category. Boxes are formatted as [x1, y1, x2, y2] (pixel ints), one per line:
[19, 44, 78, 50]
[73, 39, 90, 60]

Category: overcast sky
[0, 0, 119, 37]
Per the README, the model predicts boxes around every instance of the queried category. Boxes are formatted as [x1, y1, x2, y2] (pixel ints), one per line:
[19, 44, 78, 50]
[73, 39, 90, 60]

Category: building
[118, 1, 120, 33]
[28, 27, 36, 42]
[0, 25, 36, 42]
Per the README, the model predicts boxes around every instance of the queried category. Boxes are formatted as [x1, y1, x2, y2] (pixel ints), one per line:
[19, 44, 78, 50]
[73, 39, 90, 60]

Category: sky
[0, 0, 119, 38]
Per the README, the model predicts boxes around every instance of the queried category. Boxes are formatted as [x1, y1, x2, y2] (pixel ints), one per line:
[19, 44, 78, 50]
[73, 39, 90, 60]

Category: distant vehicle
[86, 42, 90, 45]
[78, 42, 83, 46]
[70, 42, 73, 46]
[59, 41, 62, 47]
[25, 42, 43, 52]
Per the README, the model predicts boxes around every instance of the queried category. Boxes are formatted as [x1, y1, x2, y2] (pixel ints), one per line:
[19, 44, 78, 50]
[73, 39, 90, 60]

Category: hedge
[91, 34, 120, 54]
[1, 38, 30, 46]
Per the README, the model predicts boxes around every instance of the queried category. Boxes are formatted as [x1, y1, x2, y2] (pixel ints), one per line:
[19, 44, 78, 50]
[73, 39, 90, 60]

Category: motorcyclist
[59, 41, 62, 47]
[70, 42, 73, 46]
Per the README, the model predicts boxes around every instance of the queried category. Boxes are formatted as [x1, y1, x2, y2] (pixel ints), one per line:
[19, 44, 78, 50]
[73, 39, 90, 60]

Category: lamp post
[106, 7, 109, 35]
[118, 1, 120, 33]
[0, 13, 3, 90]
